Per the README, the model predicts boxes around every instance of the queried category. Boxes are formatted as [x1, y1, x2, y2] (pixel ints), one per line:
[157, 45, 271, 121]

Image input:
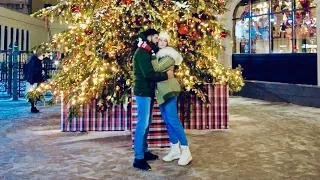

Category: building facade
[0, 0, 29, 14]
[31, 0, 58, 14]
[0, 7, 49, 51]
[0, 0, 58, 15]
[224, 0, 320, 107]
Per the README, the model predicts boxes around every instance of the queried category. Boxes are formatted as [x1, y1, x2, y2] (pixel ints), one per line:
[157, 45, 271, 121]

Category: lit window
[233, 0, 317, 54]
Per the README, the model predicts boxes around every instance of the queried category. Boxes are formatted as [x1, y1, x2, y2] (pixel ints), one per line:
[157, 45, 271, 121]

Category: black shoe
[31, 107, 40, 113]
[133, 159, 151, 171]
[144, 151, 159, 161]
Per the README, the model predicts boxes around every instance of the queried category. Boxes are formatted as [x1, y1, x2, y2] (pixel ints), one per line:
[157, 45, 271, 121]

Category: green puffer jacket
[133, 33, 168, 97]
[152, 47, 183, 105]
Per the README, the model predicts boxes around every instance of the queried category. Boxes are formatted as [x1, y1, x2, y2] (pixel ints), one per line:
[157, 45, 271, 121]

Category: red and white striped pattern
[61, 99, 131, 132]
[131, 96, 171, 148]
[131, 84, 229, 148]
[60, 84, 229, 148]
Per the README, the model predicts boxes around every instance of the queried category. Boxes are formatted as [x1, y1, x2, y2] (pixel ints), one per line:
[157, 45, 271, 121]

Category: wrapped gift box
[178, 84, 229, 130]
[131, 97, 170, 148]
[131, 84, 228, 148]
[61, 99, 131, 132]
[61, 84, 229, 148]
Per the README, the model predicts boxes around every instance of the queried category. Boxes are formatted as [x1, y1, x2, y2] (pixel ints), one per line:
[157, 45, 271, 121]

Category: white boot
[178, 145, 192, 166]
[163, 143, 181, 162]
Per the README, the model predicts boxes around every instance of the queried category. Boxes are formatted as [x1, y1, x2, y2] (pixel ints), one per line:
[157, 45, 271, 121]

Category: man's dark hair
[142, 29, 159, 37]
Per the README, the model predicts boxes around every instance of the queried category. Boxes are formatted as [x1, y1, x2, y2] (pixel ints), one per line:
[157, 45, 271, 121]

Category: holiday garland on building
[28, 0, 244, 118]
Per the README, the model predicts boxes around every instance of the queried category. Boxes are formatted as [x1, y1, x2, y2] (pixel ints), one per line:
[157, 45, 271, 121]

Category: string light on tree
[28, 0, 244, 118]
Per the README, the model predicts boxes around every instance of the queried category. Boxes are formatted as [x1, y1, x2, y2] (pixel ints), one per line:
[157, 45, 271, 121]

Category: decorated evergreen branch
[27, 0, 244, 118]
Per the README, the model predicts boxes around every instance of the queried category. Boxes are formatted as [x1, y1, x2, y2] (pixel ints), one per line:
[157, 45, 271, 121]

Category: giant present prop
[61, 84, 228, 148]
[131, 83, 229, 148]
[61, 99, 131, 132]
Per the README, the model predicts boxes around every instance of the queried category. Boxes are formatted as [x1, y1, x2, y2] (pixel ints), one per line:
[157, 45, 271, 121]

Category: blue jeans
[134, 96, 154, 159]
[159, 97, 188, 146]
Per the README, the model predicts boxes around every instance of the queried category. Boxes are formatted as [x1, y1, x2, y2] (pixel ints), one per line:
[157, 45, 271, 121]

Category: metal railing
[0, 43, 57, 99]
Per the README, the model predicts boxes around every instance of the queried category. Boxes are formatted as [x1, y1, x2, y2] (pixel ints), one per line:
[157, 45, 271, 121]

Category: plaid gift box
[131, 84, 229, 148]
[60, 84, 229, 149]
[179, 83, 229, 130]
[61, 99, 131, 132]
[131, 97, 171, 148]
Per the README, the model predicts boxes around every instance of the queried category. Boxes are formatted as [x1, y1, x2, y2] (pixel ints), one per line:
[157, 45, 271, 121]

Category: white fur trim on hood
[156, 47, 183, 65]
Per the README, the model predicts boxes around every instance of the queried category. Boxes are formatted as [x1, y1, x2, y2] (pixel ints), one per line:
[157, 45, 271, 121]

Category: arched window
[233, 0, 317, 54]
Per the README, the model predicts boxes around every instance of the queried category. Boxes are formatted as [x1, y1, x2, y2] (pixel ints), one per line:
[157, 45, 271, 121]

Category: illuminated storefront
[223, 0, 320, 107]
[232, 0, 318, 85]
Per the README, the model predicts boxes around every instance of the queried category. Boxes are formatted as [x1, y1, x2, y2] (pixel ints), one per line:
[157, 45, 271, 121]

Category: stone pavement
[0, 99, 33, 131]
[0, 97, 320, 180]
[0, 98, 49, 131]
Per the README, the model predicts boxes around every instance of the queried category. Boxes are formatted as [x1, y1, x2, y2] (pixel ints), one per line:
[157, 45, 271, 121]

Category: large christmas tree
[29, 0, 244, 117]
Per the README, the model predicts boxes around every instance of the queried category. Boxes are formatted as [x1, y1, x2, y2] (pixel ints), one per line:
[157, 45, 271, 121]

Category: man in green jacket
[132, 29, 174, 171]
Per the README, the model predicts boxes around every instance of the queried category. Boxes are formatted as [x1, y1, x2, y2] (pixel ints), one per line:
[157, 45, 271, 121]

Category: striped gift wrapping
[131, 84, 229, 148]
[61, 99, 131, 132]
[179, 83, 229, 130]
[131, 97, 171, 148]
[60, 83, 229, 149]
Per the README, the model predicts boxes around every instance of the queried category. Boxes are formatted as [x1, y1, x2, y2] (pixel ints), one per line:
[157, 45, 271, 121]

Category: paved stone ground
[0, 97, 319, 180]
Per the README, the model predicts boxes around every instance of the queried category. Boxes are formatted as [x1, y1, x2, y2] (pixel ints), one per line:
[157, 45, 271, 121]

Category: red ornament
[71, 4, 81, 13]
[191, 32, 198, 38]
[220, 32, 227, 38]
[178, 24, 188, 35]
[85, 27, 93, 35]
[105, 12, 111, 19]
[218, 0, 225, 7]
[123, 0, 132, 4]
[77, 37, 83, 43]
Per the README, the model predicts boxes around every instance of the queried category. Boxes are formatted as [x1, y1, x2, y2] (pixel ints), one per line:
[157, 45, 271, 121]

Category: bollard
[12, 42, 19, 101]
[7, 44, 12, 96]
